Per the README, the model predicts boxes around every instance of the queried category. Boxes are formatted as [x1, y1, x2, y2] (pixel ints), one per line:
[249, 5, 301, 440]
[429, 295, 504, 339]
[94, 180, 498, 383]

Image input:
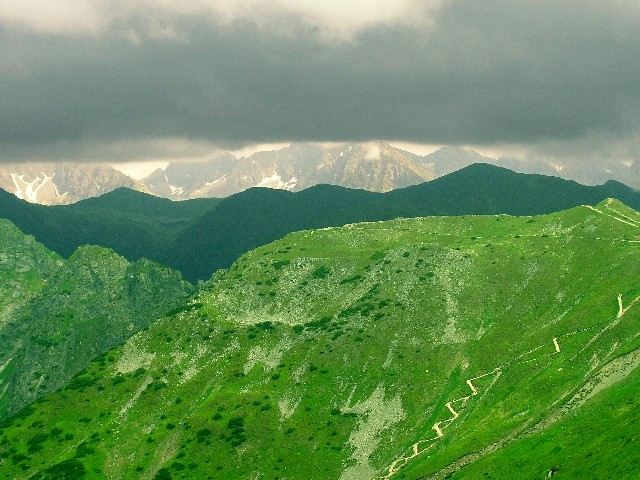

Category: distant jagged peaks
[2, 144, 638, 205]
[493, 156, 640, 190]
[419, 146, 493, 176]
[141, 141, 437, 199]
[0, 163, 148, 205]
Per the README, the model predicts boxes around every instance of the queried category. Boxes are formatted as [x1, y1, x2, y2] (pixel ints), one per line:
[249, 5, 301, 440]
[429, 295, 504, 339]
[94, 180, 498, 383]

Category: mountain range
[0, 199, 638, 479]
[1, 163, 639, 283]
[141, 142, 434, 199]
[0, 163, 146, 205]
[2, 143, 638, 205]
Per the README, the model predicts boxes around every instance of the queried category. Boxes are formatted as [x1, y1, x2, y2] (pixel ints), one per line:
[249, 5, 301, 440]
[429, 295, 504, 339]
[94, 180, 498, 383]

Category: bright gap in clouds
[111, 160, 169, 180]
[0, 0, 443, 38]
[389, 142, 443, 156]
[228, 142, 291, 159]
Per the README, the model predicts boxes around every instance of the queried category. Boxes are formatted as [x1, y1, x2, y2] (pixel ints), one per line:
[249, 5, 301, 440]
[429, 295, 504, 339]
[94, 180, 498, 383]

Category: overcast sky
[1, 0, 640, 166]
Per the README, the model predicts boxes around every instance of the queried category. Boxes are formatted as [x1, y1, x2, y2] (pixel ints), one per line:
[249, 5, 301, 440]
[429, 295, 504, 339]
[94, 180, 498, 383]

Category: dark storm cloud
[1, 0, 640, 162]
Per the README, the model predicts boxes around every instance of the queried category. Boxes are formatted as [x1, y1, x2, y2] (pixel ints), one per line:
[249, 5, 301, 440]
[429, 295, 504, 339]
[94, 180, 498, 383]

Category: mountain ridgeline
[0, 163, 147, 205]
[3, 144, 638, 206]
[0, 220, 193, 420]
[3, 163, 638, 282]
[168, 163, 640, 281]
[141, 142, 434, 199]
[0, 185, 219, 265]
[0, 200, 638, 479]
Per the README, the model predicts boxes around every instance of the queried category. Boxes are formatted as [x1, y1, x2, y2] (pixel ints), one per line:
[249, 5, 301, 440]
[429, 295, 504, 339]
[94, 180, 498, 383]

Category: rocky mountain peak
[0, 163, 146, 205]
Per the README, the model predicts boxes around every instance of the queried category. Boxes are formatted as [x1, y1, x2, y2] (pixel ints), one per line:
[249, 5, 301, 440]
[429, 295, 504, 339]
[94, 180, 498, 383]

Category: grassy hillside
[0, 221, 194, 420]
[0, 199, 638, 479]
[0, 219, 61, 319]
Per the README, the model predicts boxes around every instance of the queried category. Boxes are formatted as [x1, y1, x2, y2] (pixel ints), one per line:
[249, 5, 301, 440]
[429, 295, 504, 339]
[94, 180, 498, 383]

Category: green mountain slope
[0, 187, 218, 262]
[0, 221, 193, 420]
[0, 219, 62, 321]
[0, 199, 638, 479]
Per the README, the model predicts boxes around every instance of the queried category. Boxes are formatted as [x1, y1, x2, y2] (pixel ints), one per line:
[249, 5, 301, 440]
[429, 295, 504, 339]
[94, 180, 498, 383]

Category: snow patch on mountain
[11, 172, 62, 204]
[257, 172, 298, 190]
[206, 175, 227, 186]
[169, 185, 185, 196]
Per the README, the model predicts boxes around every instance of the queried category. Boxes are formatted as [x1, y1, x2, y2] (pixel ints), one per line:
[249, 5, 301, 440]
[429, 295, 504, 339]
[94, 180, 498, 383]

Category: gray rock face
[4, 144, 637, 205]
[141, 142, 437, 199]
[419, 146, 493, 176]
[0, 163, 146, 205]
[492, 156, 640, 189]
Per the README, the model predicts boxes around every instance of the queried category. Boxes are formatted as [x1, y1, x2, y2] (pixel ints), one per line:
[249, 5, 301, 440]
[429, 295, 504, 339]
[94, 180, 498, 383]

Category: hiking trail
[381, 293, 639, 478]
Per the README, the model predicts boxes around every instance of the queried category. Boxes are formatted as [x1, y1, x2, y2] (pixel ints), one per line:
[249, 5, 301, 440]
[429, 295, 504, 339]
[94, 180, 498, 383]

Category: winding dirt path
[603, 199, 640, 227]
[382, 369, 501, 480]
[381, 292, 640, 479]
[618, 294, 624, 318]
[619, 293, 640, 318]
[0, 357, 12, 375]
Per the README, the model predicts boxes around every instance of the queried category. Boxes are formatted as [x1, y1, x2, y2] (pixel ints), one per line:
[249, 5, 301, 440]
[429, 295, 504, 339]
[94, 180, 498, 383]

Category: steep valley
[0, 200, 638, 479]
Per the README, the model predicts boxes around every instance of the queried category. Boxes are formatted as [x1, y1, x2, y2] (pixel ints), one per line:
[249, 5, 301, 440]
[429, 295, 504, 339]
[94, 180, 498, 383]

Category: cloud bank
[1, 0, 639, 164]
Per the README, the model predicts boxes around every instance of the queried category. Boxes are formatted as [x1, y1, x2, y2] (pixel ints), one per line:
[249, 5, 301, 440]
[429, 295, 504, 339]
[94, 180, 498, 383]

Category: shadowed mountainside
[0, 187, 218, 262]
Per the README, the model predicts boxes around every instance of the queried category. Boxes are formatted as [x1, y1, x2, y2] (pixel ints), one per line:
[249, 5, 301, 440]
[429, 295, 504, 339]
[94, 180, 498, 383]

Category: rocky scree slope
[0, 200, 639, 479]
